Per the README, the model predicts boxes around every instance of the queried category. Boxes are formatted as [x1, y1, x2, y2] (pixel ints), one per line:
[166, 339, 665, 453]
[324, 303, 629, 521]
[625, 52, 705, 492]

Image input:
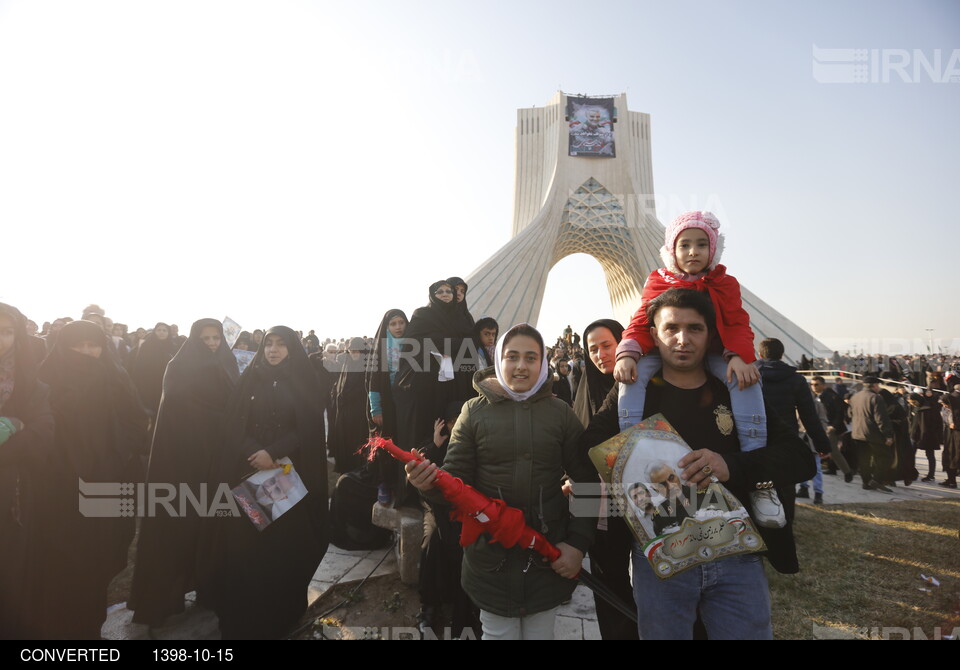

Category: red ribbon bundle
[366, 436, 560, 562]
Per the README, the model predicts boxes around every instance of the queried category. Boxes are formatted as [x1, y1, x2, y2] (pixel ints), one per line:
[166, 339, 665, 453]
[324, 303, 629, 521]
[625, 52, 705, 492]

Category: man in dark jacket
[850, 377, 895, 491]
[578, 290, 815, 640]
[757, 339, 830, 505]
[810, 375, 852, 479]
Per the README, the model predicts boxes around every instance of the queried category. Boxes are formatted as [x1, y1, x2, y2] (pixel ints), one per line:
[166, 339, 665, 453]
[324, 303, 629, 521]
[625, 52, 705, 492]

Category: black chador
[37, 320, 148, 639]
[203, 326, 328, 640]
[129, 319, 239, 625]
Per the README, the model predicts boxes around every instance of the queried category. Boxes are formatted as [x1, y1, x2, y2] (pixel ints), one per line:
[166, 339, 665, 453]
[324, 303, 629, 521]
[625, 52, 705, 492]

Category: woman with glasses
[393, 280, 462, 452]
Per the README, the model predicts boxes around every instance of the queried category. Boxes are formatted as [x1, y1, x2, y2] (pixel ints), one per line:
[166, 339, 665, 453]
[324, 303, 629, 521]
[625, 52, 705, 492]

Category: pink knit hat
[659, 211, 724, 273]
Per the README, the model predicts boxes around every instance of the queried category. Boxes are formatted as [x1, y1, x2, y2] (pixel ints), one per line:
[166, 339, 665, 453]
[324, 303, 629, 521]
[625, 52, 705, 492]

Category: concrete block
[372, 502, 424, 586]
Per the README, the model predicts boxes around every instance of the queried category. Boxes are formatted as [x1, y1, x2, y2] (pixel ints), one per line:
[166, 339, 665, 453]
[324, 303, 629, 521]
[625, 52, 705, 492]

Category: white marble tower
[465, 91, 828, 362]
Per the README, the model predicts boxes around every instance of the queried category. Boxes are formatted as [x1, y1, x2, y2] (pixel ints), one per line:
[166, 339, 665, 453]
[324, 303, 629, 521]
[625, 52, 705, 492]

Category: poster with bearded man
[567, 95, 616, 157]
[588, 414, 765, 579]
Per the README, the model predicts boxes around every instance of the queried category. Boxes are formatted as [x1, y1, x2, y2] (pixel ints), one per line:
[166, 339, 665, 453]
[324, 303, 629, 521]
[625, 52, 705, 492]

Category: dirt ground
[290, 573, 426, 640]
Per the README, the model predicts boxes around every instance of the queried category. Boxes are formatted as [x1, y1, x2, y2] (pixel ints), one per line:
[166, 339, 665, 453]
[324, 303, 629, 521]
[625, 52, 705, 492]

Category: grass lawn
[768, 498, 960, 639]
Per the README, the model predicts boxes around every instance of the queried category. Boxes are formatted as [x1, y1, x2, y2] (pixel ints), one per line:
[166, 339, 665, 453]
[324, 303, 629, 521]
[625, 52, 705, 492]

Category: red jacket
[621, 265, 757, 363]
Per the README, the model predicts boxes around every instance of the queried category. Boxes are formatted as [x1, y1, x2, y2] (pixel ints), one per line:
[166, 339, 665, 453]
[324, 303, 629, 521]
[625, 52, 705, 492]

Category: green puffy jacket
[433, 368, 597, 618]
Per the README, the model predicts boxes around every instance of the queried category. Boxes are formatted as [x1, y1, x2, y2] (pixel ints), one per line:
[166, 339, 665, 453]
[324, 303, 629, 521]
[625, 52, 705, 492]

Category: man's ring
[701, 466, 713, 475]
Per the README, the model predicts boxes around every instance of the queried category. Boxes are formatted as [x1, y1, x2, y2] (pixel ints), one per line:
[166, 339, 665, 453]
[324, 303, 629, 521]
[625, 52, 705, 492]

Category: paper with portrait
[589, 414, 765, 579]
[222, 316, 242, 349]
[233, 348, 256, 375]
[231, 458, 308, 531]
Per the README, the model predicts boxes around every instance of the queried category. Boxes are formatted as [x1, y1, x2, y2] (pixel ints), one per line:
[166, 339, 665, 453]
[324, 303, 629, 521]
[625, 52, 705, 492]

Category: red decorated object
[365, 436, 561, 562]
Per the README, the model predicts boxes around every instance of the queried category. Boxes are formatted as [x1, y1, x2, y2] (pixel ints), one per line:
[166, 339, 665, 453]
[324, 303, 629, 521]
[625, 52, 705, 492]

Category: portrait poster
[231, 457, 308, 531]
[222, 316, 242, 349]
[589, 414, 765, 579]
[567, 95, 616, 157]
[233, 348, 256, 374]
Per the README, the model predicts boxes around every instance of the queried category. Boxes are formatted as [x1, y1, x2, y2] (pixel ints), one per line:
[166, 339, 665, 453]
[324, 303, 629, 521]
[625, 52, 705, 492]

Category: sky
[1, 0, 958, 355]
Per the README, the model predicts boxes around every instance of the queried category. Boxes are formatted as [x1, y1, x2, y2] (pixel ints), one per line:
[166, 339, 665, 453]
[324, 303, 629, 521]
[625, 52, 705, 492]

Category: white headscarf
[494, 323, 550, 402]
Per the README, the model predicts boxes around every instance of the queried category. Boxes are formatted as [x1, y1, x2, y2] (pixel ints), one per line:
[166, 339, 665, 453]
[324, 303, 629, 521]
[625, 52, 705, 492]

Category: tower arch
[553, 177, 649, 308]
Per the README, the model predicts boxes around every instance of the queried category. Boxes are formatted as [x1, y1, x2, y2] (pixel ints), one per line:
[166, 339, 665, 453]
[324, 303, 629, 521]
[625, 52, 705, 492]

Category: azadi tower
[464, 91, 828, 362]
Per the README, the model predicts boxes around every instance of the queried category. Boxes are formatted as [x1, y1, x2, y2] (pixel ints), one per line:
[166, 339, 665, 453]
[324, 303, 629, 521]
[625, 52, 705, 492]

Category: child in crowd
[406, 323, 595, 639]
[613, 211, 783, 527]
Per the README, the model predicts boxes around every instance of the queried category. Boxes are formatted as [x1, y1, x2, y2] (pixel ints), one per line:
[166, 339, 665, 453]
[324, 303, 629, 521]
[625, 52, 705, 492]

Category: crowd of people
[2, 212, 958, 641]
[798, 350, 959, 383]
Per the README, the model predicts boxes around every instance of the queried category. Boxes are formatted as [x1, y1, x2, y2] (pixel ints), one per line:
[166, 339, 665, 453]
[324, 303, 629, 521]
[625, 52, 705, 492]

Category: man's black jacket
[578, 379, 816, 574]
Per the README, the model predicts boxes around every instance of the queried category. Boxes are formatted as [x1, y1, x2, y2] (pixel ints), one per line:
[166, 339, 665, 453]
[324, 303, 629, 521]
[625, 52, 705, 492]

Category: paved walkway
[102, 543, 399, 641]
[101, 462, 959, 640]
[799, 465, 960, 505]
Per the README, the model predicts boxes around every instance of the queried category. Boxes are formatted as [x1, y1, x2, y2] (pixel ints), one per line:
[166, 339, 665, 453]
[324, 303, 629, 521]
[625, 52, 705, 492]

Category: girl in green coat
[406, 323, 597, 640]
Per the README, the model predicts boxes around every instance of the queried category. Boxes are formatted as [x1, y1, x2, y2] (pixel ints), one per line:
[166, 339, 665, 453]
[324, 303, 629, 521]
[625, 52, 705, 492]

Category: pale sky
[2, 0, 958, 354]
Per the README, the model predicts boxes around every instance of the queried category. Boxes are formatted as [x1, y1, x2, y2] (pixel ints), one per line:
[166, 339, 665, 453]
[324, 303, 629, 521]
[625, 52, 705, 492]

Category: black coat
[758, 359, 830, 455]
[910, 401, 943, 451]
[0, 303, 54, 639]
[364, 309, 411, 500]
[205, 326, 328, 640]
[393, 282, 465, 450]
[364, 309, 407, 440]
[942, 391, 960, 471]
[553, 370, 574, 407]
[331, 354, 369, 473]
[129, 319, 239, 625]
[446, 277, 479, 402]
[580, 380, 815, 574]
[131, 325, 177, 414]
[36, 320, 149, 639]
[817, 387, 846, 432]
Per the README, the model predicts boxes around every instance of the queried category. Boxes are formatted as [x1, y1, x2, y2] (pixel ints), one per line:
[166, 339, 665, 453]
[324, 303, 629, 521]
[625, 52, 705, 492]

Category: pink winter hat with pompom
[659, 211, 725, 273]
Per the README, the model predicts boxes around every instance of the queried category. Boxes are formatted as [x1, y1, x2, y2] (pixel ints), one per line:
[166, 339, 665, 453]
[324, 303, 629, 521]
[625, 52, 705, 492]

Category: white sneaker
[749, 489, 786, 528]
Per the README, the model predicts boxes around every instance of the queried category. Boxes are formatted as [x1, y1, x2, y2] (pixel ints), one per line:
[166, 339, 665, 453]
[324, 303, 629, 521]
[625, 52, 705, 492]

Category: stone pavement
[796, 464, 960, 506]
[101, 462, 959, 640]
[102, 543, 399, 641]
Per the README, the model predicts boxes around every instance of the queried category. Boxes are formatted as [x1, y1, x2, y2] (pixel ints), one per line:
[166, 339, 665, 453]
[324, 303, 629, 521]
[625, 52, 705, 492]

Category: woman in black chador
[365, 309, 408, 502]
[330, 337, 371, 474]
[129, 319, 239, 626]
[37, 320, 149, 639]
[0, 303, 54, 639]
[132, 322, 177, 415]
[571, 318, 638, 640]
[205, 326, 328, 640]
[393, 280, 462, 451]
[572, 319, 624, 428]
[446, 276, 478, 402]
